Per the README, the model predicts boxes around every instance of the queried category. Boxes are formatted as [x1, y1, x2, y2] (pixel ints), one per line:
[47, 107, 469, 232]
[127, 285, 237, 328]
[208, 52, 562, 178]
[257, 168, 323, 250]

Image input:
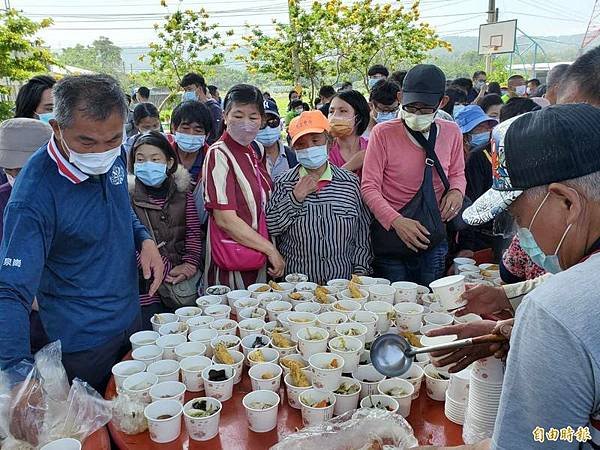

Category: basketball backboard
[478, 19, 517, 55]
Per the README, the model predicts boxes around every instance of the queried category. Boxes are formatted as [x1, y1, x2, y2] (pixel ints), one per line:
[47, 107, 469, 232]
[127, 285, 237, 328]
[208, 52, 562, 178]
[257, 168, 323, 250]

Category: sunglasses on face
[260, 116, 281, 130]
[402, 104, 437, 114]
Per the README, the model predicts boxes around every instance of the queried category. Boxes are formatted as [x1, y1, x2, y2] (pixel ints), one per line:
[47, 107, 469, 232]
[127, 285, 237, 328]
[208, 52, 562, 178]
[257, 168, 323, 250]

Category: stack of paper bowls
[462, 357, 505, 443]
[444, 367, 470, 425]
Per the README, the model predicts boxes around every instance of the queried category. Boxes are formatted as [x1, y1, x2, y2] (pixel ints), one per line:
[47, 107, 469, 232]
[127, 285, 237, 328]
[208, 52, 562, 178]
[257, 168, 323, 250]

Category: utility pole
[4, 0, 11, 9]
[485, 0, 497, 74]
[287, 0, 301, 88]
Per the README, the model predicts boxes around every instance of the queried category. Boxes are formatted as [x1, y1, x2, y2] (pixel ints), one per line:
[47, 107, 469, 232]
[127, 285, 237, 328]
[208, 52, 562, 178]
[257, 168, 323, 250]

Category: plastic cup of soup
[377, 378, 415, 417]
[299, 388, 336, 427]
[297, 326, 329, 360]
[156, 334, 187, 361]
[284, 369, 313, 409]
[183, 397, 222, 441]
[367, 284, 395, 304]
[332, 376, 362, 416]
[242, 390, 280, 433]
[150, 380, 187, 404]
[394, 302, 425, 332]
[247, 347, 280, 368]
[180, 355, 212, 392]
[112, 360, 146, 390]
[123, 372, 158, 404]
[201, 364, 236, 402]
[129, 330, 159, 351]
[144, 399, 183, 443]
[212, 348, 244, 384]
[308, 352, 344, 391]
[150, 313, 178, 332]
[131, 344, 164, 367]
[352, 364, 386, 400]
[147, 359, 181, 383]
[248, 362, 283, 392]
[174, 341, 207, 362]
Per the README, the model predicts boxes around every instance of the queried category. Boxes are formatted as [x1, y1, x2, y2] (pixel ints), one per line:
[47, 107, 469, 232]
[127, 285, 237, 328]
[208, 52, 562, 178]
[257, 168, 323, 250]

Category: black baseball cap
[464, 103, 600, 225]
[402, 64, 446, 107]
[263, 99, 279, 118]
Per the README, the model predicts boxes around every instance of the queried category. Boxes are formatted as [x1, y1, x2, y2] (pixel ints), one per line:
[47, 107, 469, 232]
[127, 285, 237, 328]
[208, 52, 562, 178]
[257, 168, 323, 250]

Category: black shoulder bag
[405, 126, 471, 232]
[370, 122, 447, 259]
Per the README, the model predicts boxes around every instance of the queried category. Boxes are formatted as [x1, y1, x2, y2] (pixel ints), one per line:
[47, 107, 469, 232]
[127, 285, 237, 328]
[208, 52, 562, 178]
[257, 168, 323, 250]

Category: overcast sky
[7, 0, 595, 49]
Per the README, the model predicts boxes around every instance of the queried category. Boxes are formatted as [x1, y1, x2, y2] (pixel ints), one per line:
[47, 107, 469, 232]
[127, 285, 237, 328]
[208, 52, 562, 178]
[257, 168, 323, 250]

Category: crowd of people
[0, 44, 599, 449]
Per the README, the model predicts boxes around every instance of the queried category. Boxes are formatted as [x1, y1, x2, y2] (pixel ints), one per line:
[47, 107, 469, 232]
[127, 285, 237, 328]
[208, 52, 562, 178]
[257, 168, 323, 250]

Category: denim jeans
[372, 240, 449, 286]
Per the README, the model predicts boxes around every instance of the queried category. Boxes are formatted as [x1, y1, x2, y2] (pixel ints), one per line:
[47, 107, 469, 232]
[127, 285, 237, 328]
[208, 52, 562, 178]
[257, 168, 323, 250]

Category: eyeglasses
[260, 117, 281, 130]
[375, 105, 399, 114]
[402, 105, 438, 115]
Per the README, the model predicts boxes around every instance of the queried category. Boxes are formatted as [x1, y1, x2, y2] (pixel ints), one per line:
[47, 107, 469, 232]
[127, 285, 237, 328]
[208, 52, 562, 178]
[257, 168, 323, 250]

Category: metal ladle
[370, 333, 507, 378]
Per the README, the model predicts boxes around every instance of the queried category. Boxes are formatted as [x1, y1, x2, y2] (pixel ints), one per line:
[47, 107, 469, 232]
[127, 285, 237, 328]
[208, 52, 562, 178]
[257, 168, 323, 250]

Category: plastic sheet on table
[110, 393, 148, 435]
[270, 407, 419, 450]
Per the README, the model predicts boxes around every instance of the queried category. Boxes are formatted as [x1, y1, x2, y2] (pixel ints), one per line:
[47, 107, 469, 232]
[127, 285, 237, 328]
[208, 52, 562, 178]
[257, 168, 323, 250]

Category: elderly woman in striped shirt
[266, 111, 372, 284]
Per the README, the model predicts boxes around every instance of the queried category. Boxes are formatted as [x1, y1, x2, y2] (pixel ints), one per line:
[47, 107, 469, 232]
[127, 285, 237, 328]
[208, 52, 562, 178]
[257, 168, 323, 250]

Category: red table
[105, 358, 463, 449]
[82, 426, 110, 450]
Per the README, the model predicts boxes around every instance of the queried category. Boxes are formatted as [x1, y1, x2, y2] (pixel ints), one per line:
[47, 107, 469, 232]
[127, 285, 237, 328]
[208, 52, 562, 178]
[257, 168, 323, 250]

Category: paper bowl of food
[297, 326, 329, 360]
[316, 311, 348, 336]
[144, 399, 183, 443]
[328, 335, 363, 374]
[201, 364, 236, 402]
[147, 359, 181, 384]
[285, 273, 309, 285]
[247, 347, 280, 367]
[129, 330, 159, 351]
[183, 397, 222, 441]
[156, 334, 187, 360]
[248, 283, 272, 298]
[150, 313, 178, 333]
[284, 368, 313, 409]
[123, 371, 158, 404]
[242, 390, 281, 433]
[209, 318, 238, 336]
[287, 312, 318, 342]
[332, 376, 362, 416]
[377, 378, 414, 417]
[248, 362, 283, 392]
[174, 341, 207, 362]
[233, 298, 259, 317]
[279, 354, 308, 376]
[179, 355, 212, 392]
[238, 318, 267, 339]
[186, 315, 215, 333]
[308, 352, 344, 391]
[174, 306, 202, 322]
[334, 322, 368, 345]
[360, 394, 399, 414]
[299, 388, 336, 427]
[205, 284, 231, 303]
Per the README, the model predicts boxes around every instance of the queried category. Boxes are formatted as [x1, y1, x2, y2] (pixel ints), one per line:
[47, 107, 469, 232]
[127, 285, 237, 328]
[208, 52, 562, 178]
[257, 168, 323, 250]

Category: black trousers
[61, 314, 142, 396]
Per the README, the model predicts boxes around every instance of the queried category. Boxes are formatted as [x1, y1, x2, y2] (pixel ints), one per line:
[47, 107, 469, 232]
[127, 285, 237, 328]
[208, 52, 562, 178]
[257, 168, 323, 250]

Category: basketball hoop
[478, 20, 517, 56]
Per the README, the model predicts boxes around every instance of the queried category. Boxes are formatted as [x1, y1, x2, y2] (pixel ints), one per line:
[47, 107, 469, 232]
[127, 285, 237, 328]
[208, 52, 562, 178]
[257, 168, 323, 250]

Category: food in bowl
[214, 343, 235, 364]
[208, 369, 230, 382]
[269, 280, 285, 291]
[385, 387, 407, 396]
[272, 332, 294, 349]
[334, 303, 350, 312]
[261, 372, 276, 380]
[248, 349, 266, 363]
[287, 273, 308, 283]
[366, 399, 395, 411]
[401, 331, 422, 348]
[303, 329, 325, 341]
[281, 358, 307, 370]
[250, 336, 268, 348]
[187, 399, 220, 418]
[334, 383, 360, 395]
[331, 337, 351, 352]
[301, 396, 331, 408]
[206, 286, 229, 295]
[339, 327, 362, 337]
[326, 358, 340, 369]
[248, 402, 275, 409]
[315, 286, 330, 303]
[290, 365, 310, 387]
[348, 282, 364, 299]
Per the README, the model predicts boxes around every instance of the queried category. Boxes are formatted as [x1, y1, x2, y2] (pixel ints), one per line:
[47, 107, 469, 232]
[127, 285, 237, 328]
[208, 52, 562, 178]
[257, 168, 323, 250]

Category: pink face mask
[228, 120, 260, 147]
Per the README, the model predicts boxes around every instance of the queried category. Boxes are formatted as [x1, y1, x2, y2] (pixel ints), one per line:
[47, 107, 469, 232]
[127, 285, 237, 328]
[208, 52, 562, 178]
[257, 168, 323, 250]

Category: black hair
[527, 78, 540, 87]
[301, 102, 310, 111]
[507, 74, 525, 87]
[499, 97, 539, 122]
[389, 70, 407, 87]
[451, 77, 473, 93]
[133, 102, 160, 125]
[125, 94, 132, 105]
[288, 90, 299, 101]
[479, 94, 504, 115]
[288, 99, 303, 111]
[487, 82, 502, 95]
[340, 81, 353, 90]
[14, 75, 56, 119]
[263, 91, 271, 97]
[369, 80, 401, 105]
[442, 88, 468, 115]
[561, 47, 600, 104]
[223, 84, 265, 115]
[129, 130, 178, 176]
[207, 85, 219, 96]
[472, 70, 486, 80]
[332, 89, 371, 136]
[171, 100, 213, 134]
[535, 85, 547, 97]
[319, 85, 336, 99]
[368, 64, 389, 78]
[53, 74, 127, 128]
[314, 97, 321, 108]
[546, 64, 570, 89]
[180, 73, 207, 94]
[137, 86, 150, 99]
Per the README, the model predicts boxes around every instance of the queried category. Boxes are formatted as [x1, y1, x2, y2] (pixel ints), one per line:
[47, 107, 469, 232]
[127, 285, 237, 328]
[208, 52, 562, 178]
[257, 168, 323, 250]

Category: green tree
[238, 0, 450, 99]
[0, 9, 54, 120]
[56, 37, 123, 76]
[143, 1, 233, 100]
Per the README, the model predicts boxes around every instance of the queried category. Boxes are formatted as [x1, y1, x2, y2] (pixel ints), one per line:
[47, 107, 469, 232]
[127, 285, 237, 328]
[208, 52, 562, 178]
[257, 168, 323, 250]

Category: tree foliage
[237, 0, 450, 99]
[143, 2, 234, 92]
[56, 37, 123, 76]
[0, 9, 54, 120]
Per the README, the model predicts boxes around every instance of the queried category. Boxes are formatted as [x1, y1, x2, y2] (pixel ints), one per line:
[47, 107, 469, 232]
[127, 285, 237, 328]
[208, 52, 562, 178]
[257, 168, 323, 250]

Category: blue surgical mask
[516, 192, 572, 274]
[470, 131, 490, 147]
[182, 91, 197, 102]
[256, 126, 281, 146]
[175, 132, 205, 152]
[37, 112, 54, 124]
[376, 111, 397, 123]
[134, 161, 168, 187]
[453, 104, 466, 117]
[296, 145, 328, 169]
[368, 77, 382, 89]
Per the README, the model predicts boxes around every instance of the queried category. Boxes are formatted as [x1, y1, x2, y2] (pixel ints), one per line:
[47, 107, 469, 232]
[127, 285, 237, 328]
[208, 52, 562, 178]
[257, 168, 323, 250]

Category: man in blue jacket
[0, 74, 164, 393]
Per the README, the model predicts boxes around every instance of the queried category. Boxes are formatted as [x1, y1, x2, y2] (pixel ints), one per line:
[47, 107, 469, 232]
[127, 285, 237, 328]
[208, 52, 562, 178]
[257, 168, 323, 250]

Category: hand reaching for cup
[424, 320, 503, 373]
[455, 284, 512, 317]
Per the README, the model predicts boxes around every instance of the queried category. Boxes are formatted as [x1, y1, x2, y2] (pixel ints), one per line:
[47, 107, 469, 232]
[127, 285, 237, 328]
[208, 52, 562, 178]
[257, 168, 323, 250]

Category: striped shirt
[266, 164, 373, 284]
[139, 191, 203, 306]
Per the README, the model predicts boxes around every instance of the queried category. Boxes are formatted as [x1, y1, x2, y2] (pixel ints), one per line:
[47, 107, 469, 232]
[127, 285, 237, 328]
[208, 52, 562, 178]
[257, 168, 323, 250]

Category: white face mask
[60, 130, 121, 175]
[401, 109, 436, 132]
[515, 85, 527, 96]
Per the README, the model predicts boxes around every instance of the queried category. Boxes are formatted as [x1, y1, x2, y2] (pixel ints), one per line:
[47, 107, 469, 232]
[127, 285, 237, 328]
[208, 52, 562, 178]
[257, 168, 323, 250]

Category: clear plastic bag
[0, 341, 113, 449]
[270, 408, 419, 450]
[109, 392, 148, 435]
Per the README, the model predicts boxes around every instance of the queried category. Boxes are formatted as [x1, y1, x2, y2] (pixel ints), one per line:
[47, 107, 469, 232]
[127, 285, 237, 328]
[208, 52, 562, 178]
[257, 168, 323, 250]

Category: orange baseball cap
[288, 110, 330, 146]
